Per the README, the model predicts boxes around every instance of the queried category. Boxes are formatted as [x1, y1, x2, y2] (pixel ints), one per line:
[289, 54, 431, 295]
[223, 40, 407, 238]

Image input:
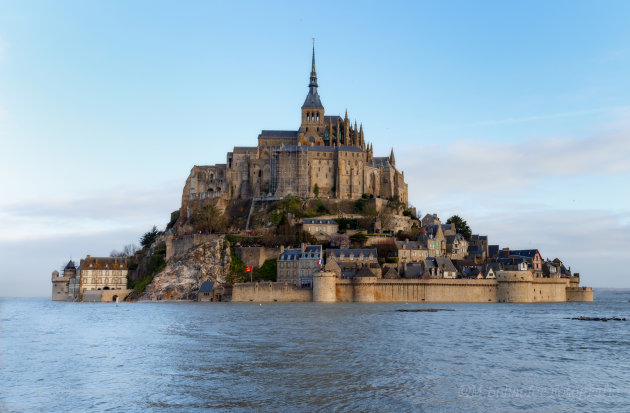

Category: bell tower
[299, 39, 325, 145]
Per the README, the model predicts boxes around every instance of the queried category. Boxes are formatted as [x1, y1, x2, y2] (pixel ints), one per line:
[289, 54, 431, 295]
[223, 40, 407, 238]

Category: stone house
[509, 249, 543, 277]
[277, 244, 322, 288]
[301, 218, 339, 239]
[424, 257, 457, 279]
[197, 281, 215, 302]
[446, 233, 468, 260]
[469, 234, 489, 260]
[78, 256, 128, 298]
[326, 248, 379, 278]
[422, 225, 446, 257]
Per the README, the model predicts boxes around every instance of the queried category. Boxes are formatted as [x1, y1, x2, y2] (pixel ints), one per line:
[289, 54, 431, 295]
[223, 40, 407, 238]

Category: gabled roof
[199, 281, 214, 293]
[355, 267, 376, 278]
[383, 268, 400, 279]
[327, 248, 377, 257]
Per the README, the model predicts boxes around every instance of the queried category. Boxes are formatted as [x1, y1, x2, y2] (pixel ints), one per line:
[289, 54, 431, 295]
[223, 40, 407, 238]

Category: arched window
[316, 113, 320, 121]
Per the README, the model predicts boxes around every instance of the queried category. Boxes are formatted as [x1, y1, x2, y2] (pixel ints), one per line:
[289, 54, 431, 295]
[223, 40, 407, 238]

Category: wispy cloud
[399, 121, 630, 200]
[0, 184, 181, 242]
[468, 107, 617, 127]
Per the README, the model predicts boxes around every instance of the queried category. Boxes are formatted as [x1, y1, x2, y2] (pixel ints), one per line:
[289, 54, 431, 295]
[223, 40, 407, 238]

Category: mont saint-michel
[51, 45, 592, 304]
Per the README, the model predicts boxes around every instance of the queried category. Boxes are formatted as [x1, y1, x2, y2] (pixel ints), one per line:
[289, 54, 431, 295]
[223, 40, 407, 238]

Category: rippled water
[1, 292, 630, 412]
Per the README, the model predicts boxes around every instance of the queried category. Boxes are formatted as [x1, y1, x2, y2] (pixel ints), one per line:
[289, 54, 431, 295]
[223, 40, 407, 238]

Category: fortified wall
[232, 281, 312, 302]
[232, 271, 593, 303]
[234, 246, 282, 269]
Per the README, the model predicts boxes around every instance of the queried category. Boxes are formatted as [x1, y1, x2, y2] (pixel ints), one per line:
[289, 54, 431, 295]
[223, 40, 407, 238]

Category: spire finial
[309, 38, 318, 88]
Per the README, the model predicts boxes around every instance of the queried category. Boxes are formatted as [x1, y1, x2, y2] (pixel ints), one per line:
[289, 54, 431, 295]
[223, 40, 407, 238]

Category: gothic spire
[309, 38, 318, 88]
[302, 39, 323, 109]
[390, 148, 396, 167]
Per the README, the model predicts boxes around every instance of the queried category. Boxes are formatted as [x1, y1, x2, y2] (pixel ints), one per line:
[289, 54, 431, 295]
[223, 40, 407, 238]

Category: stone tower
[299, 40, 325, 145]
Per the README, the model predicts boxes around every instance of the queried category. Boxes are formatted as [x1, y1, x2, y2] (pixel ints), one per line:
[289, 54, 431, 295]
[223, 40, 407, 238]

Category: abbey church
[183, 45, 408, 208]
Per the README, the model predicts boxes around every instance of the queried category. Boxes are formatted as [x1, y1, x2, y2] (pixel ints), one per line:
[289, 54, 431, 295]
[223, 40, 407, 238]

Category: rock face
[144, 238, 230, 300]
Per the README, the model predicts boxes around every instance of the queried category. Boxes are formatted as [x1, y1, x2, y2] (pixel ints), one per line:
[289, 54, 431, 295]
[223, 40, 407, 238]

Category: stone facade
[78, 256, 128, 298]
[179, 45, 408, 223]
[277, 244, 322, 288]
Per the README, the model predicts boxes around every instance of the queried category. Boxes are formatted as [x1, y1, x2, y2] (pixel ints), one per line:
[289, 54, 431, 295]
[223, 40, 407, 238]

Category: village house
[423, 257, 458, 279]
[469, 234, 489, 260]
[301, 218, 339, 239]
[277, 244, 322, 288]
[51, 260, 77, 301]
[395, 239, 429, 268]
[197, 281, 215, 302]
[326, 248, 379, 278]
[422, 225, 446, 257]
[509, 249, 543, 277]
[446, 233, 468, 260]
[78, 256, 128, 298]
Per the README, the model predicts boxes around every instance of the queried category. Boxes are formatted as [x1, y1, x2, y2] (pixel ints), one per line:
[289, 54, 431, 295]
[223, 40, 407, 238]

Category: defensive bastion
[232, 270, 593, 303]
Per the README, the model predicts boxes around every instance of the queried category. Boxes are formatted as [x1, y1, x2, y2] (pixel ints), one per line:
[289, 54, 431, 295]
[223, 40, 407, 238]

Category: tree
[191, 204, 227, 233]
[350, 232, 368, 246]
[329, 233, 350, 249]
[140, 226, 159, 248]
[446, 215, 472, 241]
[110, 244, 139, 258]
[313, 184, 319, 198]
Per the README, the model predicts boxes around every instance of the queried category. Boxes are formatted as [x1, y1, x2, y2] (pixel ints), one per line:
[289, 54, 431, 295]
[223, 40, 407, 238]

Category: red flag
[245, 266, 253, 272]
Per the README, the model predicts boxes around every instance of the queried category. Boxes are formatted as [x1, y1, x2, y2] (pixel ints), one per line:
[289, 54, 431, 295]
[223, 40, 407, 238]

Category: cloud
[471, 207, 630, 288]
[398, 121, 630, 201]
[0, 183, 181, 242]
[468, 107, 617, 127]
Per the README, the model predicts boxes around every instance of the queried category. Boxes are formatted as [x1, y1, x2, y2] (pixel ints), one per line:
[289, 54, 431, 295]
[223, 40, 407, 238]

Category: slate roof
[509, 249, 539, 258]
[199, 281, 215, 293]
[279, 245, 322, 261]
[395, 240, 425, 250]
[435, 257, 457, 272]
[302, 90, 323, 108]
[258, 130, 298, 138]
[488, 245, 500, 256]
[327, 248, 377, 257]
[355, 267, 376, 278]
[65, 260, 76, 270]
[324, 115, 342, 123]
[303, 219, 337, 225]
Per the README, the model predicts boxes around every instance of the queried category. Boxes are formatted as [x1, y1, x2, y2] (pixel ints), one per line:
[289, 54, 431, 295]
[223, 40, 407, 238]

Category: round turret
[312, 270, 337, 302]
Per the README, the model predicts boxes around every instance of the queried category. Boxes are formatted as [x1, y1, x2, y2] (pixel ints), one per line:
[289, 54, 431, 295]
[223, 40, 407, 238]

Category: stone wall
[566, 287, 594, 302]
[232, 282, 312, 302]
[334, 278, 497, 303]
[235, 246, 281, 269]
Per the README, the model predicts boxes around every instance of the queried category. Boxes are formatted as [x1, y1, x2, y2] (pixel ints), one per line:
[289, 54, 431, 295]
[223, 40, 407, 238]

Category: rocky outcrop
[144, 237, 230, 300]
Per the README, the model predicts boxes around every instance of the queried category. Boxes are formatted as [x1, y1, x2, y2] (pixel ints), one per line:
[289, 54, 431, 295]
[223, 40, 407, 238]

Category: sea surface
[1, 291, 630, 412]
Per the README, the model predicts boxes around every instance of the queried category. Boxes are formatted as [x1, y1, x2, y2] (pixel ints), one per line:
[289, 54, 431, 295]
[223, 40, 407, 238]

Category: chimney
[301, 243, 306, 252]
[501, 248, 509, 258]
[280, 246, 285, 253]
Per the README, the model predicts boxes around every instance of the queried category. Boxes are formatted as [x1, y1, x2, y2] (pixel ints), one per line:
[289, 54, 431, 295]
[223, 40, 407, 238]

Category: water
[1, 292, 630, 412]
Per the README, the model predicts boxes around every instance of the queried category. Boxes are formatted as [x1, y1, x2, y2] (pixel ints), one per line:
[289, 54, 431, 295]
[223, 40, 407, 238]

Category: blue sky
[1, 1, 629, 296]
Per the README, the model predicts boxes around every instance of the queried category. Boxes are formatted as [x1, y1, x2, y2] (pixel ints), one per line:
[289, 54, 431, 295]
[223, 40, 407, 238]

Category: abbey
[183, 45, 408, 205]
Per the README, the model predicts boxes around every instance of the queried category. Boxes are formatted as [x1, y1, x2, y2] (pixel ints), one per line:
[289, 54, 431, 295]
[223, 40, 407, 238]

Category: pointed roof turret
[302, 39, 323, 109]
[390, 148, 396, 167]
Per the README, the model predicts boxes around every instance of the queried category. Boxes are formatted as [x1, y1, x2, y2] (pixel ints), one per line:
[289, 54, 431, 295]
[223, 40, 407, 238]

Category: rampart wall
[232, 273, 592, 303]
[232, 281, 312, 302]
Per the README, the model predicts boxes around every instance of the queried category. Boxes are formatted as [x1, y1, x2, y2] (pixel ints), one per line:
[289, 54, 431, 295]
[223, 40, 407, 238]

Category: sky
[1, 0, 629, 296]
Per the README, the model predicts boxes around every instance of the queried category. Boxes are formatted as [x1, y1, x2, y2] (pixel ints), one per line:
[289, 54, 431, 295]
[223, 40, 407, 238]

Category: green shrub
[255, 259, 277, 282]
